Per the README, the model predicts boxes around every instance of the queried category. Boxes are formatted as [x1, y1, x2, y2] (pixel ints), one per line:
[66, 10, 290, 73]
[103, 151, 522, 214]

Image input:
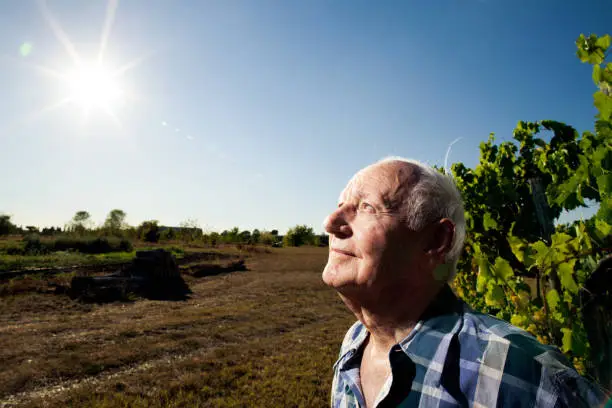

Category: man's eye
[359, 202, 375, 212]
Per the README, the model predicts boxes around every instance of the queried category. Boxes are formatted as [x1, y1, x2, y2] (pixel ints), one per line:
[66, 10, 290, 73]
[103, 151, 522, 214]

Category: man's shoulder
[458, 307, 607, 406]
[460, 308, 571, 373]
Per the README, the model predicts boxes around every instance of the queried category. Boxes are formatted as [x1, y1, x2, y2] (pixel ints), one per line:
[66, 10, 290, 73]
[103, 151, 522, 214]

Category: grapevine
[451, 33, 612, 382]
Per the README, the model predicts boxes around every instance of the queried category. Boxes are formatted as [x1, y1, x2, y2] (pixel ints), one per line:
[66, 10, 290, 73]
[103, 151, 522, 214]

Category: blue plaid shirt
[331, 285, 609, 408]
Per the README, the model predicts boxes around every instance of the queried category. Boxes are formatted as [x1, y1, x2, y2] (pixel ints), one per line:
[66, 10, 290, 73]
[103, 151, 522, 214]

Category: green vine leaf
[558, 263, 579, 294]
[485, 283, 505, 307]
[595, 219, 612, 240]
[561, 328, 573, 353]
[493, 257, 514, 281]
[476, 257, 490, 294]
[596, 174, 612, 196]
[483, 212, 498, 231]
[546, 289, 560, 312]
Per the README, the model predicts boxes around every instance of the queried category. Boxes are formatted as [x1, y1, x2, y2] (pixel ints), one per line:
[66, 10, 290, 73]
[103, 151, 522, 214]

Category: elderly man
[323, 158, 608, 408]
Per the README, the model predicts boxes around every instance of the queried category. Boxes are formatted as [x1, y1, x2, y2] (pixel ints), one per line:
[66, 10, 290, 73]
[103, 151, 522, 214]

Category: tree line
[0, 211, 329, 248]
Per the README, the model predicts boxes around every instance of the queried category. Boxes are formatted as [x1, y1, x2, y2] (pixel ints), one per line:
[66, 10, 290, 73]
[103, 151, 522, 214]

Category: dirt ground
[0, 247, 353, 407]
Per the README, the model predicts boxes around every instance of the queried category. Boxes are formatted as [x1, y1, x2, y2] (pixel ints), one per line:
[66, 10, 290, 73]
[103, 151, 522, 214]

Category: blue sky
[0, 0, 609, 234]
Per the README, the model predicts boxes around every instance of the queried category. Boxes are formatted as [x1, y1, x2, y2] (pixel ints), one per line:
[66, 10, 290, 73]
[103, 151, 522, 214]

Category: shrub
[283, 225, 316, 247]
[137, 221, 160, 243]
[41, 236, 133, 254]
[23, 234, 48, 255]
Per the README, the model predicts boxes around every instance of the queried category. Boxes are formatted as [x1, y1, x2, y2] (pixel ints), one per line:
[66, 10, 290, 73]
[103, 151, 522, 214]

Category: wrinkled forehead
[338, 161, 419, 203]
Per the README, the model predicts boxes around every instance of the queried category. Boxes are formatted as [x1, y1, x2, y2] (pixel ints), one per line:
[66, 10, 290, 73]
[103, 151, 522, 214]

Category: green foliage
[283, 225, 316, 247]
[103, 209, 127, 236]
[20, 235, 133, 255]
[137, 221, 160, 243]
[452, 32, 612, 378]
[68, 210, 92, 236]
[251, 229, 261, 244]
[259, 231, 280, 246]
[0, 214, 20, 235]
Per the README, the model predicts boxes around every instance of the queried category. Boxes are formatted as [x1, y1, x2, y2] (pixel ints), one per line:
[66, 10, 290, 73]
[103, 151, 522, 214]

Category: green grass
[0, 251, 135, 272]
[0, 244, 192, 272]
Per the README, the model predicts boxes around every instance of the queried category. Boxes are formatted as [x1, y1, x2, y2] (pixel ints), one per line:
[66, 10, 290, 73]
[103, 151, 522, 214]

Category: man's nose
[323, 206, 352, 238]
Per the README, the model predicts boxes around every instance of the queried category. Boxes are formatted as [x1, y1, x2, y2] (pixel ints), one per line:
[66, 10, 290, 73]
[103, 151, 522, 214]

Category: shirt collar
[334, 284, 464, 379]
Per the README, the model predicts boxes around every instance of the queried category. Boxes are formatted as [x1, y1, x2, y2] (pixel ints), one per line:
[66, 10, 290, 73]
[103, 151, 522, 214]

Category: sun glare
[67, 63, 124, 111]
[12, 0, 149, 126]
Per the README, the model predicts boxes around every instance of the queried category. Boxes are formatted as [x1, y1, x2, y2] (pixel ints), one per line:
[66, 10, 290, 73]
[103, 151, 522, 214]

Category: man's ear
[423, 218, 455, 263]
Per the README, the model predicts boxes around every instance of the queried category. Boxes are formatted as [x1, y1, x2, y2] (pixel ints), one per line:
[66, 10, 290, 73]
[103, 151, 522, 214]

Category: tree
[178, 219, 203, 242]
[137, 220, 160, 243]
[209, 232, 220, 247]
[103, 209, 127, 236]
[259, 231, 277, 246]
[69, 211, 92, 235]
[314, 233, 329, 247]
[0, 215, 17, 235]
[160, 228, 176, 241]
[251, 229, 261, 244]
[283, 225, 316, 247]
[239, 230, 251, 243]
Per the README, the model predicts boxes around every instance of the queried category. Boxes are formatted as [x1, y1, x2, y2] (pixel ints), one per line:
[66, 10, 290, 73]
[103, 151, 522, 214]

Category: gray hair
[375, 156, 466, 281]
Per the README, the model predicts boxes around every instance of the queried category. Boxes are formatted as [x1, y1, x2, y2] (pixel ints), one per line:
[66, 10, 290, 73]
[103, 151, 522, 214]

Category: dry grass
[0, 247, 353, 407]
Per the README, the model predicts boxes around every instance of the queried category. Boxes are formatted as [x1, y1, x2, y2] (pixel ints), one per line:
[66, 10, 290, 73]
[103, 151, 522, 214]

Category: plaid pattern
[331, 285, 609, 408]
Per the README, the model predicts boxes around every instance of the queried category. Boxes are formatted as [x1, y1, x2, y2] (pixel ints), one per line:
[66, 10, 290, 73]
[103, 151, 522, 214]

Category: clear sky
[0, 0, 609, 234]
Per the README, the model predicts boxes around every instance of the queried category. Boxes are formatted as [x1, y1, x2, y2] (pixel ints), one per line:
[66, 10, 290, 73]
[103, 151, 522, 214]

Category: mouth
[331, 248, 356, 257]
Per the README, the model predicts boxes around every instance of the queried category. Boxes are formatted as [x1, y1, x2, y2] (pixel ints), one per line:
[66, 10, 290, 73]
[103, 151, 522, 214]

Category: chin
[323, 264, 365, 293]
[322, 264, 350, 288]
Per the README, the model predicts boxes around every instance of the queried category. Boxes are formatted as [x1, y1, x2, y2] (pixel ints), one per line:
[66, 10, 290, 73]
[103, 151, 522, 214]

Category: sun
[66, 62, 124, 112]
[13, 0, 150, 126]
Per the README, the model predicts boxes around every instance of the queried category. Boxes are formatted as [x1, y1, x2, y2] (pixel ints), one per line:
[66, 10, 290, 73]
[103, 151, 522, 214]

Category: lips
[331, 248, 356, 257]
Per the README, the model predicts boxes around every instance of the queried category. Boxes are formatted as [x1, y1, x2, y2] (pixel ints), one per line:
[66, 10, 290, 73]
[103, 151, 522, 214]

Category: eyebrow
[339, 190, 390, 209]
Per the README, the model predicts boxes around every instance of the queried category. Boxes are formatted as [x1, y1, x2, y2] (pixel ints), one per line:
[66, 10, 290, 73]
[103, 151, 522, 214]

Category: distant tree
[237, 230, 249, 243]
[314, 233, 329, 247]
[69, 211, 92, 235]
[137, 220, 160, 243]
[209, 232, 220, 247]
[0, 215, 17, 235]
[103, 209, 127, 236]
[160, 227, 176, 241]
[230, 227, 240, 243]
[283, 225, 316, 247]
[270, 229, 279, 236]
[178, 218, 203, 242]
[251, 229, 261, 244]
[25, 226, 39, 234]
[41, 227, 54, 236]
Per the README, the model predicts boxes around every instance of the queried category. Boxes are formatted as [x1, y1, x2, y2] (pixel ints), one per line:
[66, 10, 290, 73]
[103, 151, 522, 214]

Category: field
[0, 243, 353, 407]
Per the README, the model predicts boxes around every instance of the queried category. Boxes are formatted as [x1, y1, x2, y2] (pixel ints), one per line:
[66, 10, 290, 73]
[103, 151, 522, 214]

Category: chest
[359, 352, 391, 408]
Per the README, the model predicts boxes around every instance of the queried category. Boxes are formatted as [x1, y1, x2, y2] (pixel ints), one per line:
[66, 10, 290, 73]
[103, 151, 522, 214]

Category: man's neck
[340, 282, 445, 356]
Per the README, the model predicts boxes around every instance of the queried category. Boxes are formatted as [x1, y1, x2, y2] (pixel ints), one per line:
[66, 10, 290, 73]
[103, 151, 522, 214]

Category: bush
[137, 221, 160, 243]
[23, 234, 48, 255]
[283, 225, 316, 247]
[23, 236, 135, 254]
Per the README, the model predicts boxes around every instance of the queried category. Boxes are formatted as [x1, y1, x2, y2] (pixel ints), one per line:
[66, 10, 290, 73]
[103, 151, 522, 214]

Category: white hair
[375, 156, 466, 281]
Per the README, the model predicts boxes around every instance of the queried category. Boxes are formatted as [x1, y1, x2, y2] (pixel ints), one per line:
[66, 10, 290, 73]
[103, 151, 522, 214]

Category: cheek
[354, 221, 388, 260]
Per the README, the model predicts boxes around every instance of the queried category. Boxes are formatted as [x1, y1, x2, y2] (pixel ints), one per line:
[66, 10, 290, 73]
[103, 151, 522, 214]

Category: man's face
[322, 161, 424, 296]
